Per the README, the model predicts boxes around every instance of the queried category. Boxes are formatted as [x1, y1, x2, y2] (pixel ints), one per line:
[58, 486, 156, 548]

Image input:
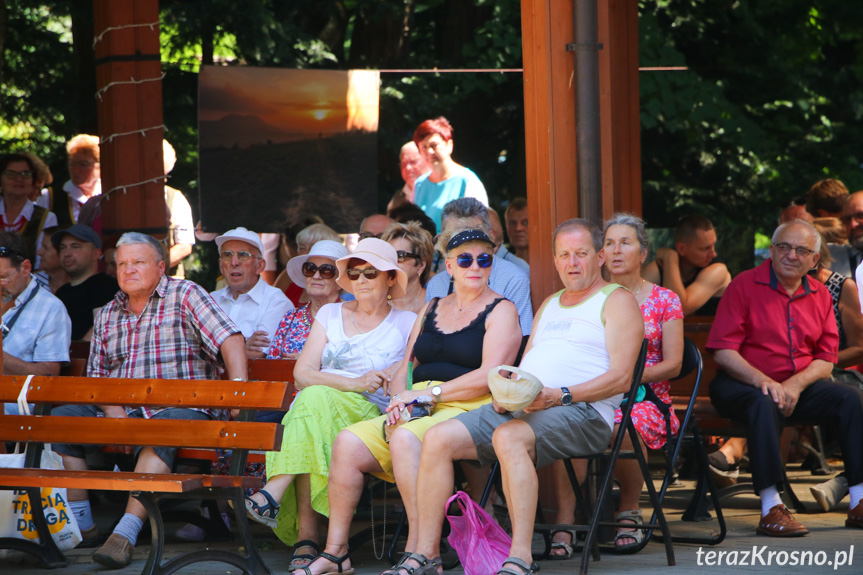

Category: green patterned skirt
[266, 384, 381, 546]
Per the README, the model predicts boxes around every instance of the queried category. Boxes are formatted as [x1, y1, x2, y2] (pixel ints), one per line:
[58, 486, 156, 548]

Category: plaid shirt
[87, 275, 240, 419]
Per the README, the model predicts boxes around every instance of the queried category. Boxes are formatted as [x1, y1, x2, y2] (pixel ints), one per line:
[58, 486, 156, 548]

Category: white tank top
[518, 284, 622, 429]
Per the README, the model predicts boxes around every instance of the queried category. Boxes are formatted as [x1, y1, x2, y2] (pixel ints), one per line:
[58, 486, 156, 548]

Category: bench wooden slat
[0, 376, 292, 410]
[249, 358, 296, 383]
[0, 468, 204, 492]
[175, 447, 267, 465]
[0, 416, 283, 451]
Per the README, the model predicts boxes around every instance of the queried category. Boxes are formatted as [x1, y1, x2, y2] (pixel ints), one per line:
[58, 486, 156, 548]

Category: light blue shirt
[425, 255, 533, 336]
[414, 167, 488, 232]
[497, 244, 529, 274]
[2, 277, 71, 364]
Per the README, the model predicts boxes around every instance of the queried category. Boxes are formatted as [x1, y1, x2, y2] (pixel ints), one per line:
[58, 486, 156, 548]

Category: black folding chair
[532, 339, 674, 575]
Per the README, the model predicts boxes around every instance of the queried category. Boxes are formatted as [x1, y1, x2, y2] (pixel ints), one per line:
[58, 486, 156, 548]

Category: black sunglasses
[0, 246, 24, 261]
[346, 267, 380, 281]
[454, 253, 492, 269]
[302, 261, 337, 279]
[396, 250, 420, 263]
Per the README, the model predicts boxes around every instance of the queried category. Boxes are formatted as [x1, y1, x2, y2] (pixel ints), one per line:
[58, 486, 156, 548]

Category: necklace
[633, 278, 645, 298]
[351, 310, 368, 334]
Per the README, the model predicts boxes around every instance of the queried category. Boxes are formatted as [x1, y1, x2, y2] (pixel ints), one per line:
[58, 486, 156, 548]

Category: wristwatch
[560, 386, 572, 406]
[431, 385, 443, 402]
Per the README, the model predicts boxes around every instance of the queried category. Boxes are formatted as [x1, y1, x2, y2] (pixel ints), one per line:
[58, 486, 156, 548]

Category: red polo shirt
[706, 259, 838, 382]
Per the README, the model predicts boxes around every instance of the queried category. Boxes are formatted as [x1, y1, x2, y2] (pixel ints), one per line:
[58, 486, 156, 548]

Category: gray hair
[441, 198, 492, 235]
[552, 218, 603, 253]
[296, 223, 341, 249]
[603, 213, 649, 253]
[115, 232, 165, 263]
[771, 220, 822, 253]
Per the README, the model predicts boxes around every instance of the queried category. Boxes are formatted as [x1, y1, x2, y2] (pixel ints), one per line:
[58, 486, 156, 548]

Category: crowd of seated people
[8, 127, 863, 575]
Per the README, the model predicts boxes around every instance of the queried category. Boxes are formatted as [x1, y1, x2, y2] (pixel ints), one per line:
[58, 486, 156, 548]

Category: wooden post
[93, 0, 167, 244]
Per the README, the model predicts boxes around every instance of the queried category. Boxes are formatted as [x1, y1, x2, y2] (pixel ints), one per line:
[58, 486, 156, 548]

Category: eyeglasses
[302, 261, 336, 279]
[452, 253, 493, 269]
[840, 212, 863, 225]
[346, 267, 380, 281]
[359, 231, 382, 240]
[396, 250, 419, 263]
[2, 170, 33, 180]
[219, 250, 257, 263]
[0, 268, 18, 285]
[772, 242, 817, 258]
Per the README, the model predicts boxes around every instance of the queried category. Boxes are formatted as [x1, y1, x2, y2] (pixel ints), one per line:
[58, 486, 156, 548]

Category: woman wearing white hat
[244, 238, 416, 568]
[295, 229, 522, 575]
[267, 240, 349, 360]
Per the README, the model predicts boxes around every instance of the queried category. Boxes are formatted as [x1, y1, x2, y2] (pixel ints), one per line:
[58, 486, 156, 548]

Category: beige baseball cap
[487, 365, 544, 412]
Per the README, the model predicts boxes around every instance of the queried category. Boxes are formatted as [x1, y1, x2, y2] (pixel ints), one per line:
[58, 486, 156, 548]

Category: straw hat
[487, 365, 544, 412]
[336, 238, 408, 297]
[286, 240, 349, 288]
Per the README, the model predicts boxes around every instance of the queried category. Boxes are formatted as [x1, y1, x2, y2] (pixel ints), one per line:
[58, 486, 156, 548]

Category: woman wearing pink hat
[244, 238, 416, 569]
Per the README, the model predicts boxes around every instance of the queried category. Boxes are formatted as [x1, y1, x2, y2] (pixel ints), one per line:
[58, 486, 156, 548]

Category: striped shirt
[88, 275, 241, 419]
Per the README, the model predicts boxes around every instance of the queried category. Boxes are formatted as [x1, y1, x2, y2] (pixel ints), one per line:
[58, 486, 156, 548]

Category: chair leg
[629, 426, 675, 565]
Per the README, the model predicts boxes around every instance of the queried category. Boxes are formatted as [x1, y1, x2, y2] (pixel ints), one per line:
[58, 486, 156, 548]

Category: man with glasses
[42, 134, 101, 228]
[0, 153, 58, 266]
[0, 231, 71, 412]
[53, 224, 118, 341]
[707, 220, 863, 536]
[211, 227, 292, 359]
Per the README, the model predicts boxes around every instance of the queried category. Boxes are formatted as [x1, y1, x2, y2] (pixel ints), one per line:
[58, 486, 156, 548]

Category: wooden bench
[0, 374, 292, 574]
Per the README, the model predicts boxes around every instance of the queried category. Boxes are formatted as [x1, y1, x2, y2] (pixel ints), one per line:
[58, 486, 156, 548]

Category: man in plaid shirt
[53, 232, 247, 568]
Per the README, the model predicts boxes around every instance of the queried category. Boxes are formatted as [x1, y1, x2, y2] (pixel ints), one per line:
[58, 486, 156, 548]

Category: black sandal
[295, 551, 354, 575]
[244, 489, 280, 528]
[290, 540, 321, 569]
[496, 557, 540, 575]
[383, 552, 441, 575]
[380, 552, 413, 575]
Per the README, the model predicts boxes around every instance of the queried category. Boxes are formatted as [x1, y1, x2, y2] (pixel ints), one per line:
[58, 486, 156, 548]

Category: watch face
[432, 386, 442, 396]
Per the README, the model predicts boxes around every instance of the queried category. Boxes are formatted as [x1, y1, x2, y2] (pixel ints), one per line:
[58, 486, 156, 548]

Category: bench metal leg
[0, 487, 68, 569]
[133, 489, 272, 575]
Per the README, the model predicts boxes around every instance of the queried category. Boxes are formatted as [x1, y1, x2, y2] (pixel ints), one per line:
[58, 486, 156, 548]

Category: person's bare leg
[390, 427, 424, 552]
[550, 459, 584, 556]
[414, 420, 479, 574]
[294, 474, 321, 561]
[612, 424, 646, 547]
[492, 419, 538, 567]
[61, 454, 89, 502]
[296, 431, 384, 575]
[460, 461, 493, 503]
[248, 473, 296, 506]
[719, 437, 746, 464]
[123, 448, 171, 520]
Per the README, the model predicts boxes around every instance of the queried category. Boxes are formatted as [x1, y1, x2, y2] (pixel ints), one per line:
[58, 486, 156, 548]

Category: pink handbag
[445, 491, 511, 575]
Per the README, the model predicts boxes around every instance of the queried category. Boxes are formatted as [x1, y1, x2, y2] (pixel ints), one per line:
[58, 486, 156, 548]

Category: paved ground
[2, 465, 860, 575]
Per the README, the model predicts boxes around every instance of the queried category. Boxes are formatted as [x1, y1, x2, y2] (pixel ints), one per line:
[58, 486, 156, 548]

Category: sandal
[496, 556, 540, 575]
[244, 489, 280, 528]
[383, 552, 441, 575]
[295, 551, 354, 575]
[549, 529, 575, 560]
[612, 509, 644, 554]
[290, 540, 321, 570]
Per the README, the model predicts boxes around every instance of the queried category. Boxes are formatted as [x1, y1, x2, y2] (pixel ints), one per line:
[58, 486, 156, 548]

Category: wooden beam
[93, 0, 167, 241]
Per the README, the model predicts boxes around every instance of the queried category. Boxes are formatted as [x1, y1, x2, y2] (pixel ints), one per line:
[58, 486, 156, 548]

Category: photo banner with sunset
[198, 67, 379, 233]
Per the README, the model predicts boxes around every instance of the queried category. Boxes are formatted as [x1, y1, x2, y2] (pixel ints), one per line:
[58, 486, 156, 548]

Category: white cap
[215, 227, 265, 256]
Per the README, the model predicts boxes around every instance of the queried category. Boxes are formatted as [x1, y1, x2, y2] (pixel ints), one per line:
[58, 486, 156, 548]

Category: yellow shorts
[344, 380, 491, 483]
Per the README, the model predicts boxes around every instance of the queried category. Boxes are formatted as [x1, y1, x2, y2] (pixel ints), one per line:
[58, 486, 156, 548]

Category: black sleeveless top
[657, 257, 722, 316]
[413, 298, 504, 383]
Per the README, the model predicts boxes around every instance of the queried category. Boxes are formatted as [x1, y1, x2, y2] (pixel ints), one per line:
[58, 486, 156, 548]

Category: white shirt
[0, 199, 58, 269]
[856, 261, 863, 314]
[211, 277, 293, 339]
[59, 180, 102, 221]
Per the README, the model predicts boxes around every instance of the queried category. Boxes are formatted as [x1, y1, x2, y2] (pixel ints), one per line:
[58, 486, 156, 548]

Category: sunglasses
[359, 231, 382, 240]
[453, 253, 493, 269]
[302, 261, 337, 279]
[346, 267, 381, 281]
[219, 250, 257, 263]
[396, 250, 420, 263]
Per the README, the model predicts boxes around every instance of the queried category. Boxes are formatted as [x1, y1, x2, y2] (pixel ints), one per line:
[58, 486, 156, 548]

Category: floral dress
[613, 284, 683, 450]
[266, 304, 314, 358]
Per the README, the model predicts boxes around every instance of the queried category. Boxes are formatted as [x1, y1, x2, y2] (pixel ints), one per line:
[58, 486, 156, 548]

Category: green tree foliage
[640, 0, 863, 234]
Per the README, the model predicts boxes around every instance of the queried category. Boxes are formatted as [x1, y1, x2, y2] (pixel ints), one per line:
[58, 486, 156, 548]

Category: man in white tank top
[400, 219, 645, 575]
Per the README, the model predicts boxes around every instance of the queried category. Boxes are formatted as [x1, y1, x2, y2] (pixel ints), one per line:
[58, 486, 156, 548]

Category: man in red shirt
[707, 220, 863, 536]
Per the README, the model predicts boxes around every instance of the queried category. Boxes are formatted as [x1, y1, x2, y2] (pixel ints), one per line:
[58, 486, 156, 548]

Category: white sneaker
[810, 475, 849, 512]
[175, 509, 230, 542]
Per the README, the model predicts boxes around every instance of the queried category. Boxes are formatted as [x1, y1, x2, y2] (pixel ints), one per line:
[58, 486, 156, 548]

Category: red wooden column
[93, 0, 167, 244]
[521, 0, 641, 310]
